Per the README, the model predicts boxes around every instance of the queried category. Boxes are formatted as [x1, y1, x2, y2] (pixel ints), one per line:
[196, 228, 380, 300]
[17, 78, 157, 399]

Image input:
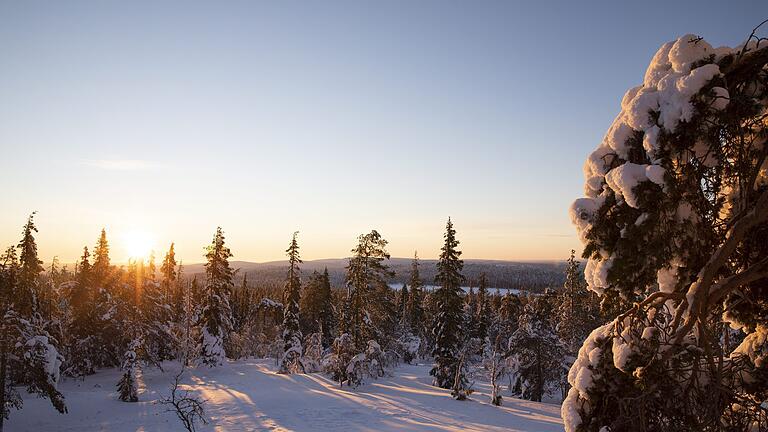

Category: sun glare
[122, 229, 154, 260]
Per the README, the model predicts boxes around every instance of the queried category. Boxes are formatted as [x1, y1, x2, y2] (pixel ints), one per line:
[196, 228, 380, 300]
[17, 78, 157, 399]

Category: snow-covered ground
[10, 359, 563, 431]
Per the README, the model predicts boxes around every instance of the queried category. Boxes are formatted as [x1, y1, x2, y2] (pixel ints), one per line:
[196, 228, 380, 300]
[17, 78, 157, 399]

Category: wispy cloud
[83, 159, 164, 171]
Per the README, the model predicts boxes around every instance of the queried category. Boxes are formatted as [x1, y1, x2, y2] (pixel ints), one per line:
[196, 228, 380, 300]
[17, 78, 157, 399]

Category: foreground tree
[430, 218, 468, 398]
[0, 215, 66, 430]
[199, 228, 234, 367]
[279, 232, 304, 374]
[344, 230, 393, 351]
[565, 30, 768, 431]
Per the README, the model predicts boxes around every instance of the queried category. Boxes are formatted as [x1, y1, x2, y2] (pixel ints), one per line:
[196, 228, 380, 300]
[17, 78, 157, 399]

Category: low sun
[122, 229, 154, 259]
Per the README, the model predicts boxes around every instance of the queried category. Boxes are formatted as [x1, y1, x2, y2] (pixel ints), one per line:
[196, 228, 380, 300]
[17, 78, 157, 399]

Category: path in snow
[10, 359, 564, 432]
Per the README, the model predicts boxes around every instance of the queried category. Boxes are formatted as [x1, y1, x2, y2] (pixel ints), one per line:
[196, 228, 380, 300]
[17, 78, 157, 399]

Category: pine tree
[199, 227, 234, 367]
[430, 218, 468, 398]
[279, 232, 304, 374]
[344, 230, 394, 351]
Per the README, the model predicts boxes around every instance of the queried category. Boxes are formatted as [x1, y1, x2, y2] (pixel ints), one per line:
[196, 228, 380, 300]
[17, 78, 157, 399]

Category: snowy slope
[10, 360, 563, 432]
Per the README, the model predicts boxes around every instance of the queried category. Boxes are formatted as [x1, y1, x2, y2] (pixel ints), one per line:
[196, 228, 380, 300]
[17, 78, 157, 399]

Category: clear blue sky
[0, 1, 763, 263]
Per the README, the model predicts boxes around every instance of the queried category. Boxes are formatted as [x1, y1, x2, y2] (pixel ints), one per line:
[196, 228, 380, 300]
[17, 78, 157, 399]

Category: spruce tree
[200, 227, 234, 367]
[508, 294, 565, 402]
[0, 216, 66, 430]
[405, 252, 425, 337]
[556, 250, 599, 356]
[396, 283, 408, 325]
[90, 229, 121, 368]
[430, 218, 468, 398]
[299, 268, 335, 347]
[565, 33, 768, 431]
[66, 246, 95, 377]
[475, 273, 490, 342]
[279, 232, 304, 374]
[141, 252, 174, 366]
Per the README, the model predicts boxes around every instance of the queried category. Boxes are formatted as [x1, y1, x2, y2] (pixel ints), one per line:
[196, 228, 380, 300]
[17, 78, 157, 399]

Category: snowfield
[10, 359, 564, 431]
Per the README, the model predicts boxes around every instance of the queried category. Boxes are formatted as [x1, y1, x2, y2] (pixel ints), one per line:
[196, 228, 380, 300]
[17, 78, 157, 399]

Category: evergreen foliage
[430, 218, 468, 398]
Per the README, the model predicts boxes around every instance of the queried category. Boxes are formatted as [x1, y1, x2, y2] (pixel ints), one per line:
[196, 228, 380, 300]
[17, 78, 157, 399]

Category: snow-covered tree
[0, 215, 66, 430]
[344, 230, 394, 351]
[325, 333, 356, 387]
[65, 246, 96, 377]
[474, 273, 490, 343]
[430, 218, 469, 398]
[199, 227, 234, 367]
[299, 268, 335, 348]
[508, 295, 565, 402]
[302, 332, 324, 373]
[565, 32, 768, 431]
[89, 230, 122, 369]
[279, 232, 304, 374]
[117, 337, 140, 402]
[396, 282, 408, 325]
[141, 253, 175, 366]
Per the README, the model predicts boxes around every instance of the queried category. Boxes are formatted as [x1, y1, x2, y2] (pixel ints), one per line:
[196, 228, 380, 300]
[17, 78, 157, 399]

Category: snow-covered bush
[117, 337, 141, 402]
[396, 332, 421, 364]
[302, 332, 324, 373]
[324, 333, 356, 386]
[565, 30, 768, 432]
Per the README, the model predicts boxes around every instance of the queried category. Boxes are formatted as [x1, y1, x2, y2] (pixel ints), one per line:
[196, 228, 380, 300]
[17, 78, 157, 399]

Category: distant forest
[180, 258, 573, 293]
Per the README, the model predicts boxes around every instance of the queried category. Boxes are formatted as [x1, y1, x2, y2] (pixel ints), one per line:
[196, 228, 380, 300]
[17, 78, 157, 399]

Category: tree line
[0, 214, 608, 429]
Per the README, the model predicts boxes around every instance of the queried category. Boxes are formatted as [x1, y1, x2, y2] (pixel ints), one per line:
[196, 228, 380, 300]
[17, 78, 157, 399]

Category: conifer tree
[564, 33, 768, 431]
[430, 218, 468, 398]
[91, 228, 111, 285]
[344, 230, 394, 351]
[141, 252, 175, 365]
[508, 294, 565, 402]
[396, 283, 408, 325]
[405, 252, 425, 337]
[556, 250, 599, 356]
[299, 268, 335, 347]
[199, 227, 234, 367]
[117, 337, 140, 402]
[279, 232, 304, 374]
[474, 273, 490, 342]
[16, 214, 43, 318]
[66, 246, 95, 377]
[161, 243, 178, 307]
[89, 229, 121, 368]
[0, 216, 66, 430]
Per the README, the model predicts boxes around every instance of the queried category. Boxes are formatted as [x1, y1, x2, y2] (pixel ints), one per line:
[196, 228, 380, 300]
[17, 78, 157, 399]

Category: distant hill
[180, 258, 570, 293]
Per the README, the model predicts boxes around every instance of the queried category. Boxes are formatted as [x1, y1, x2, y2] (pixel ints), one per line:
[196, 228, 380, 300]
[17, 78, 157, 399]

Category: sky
[0, 1, 763, 264]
